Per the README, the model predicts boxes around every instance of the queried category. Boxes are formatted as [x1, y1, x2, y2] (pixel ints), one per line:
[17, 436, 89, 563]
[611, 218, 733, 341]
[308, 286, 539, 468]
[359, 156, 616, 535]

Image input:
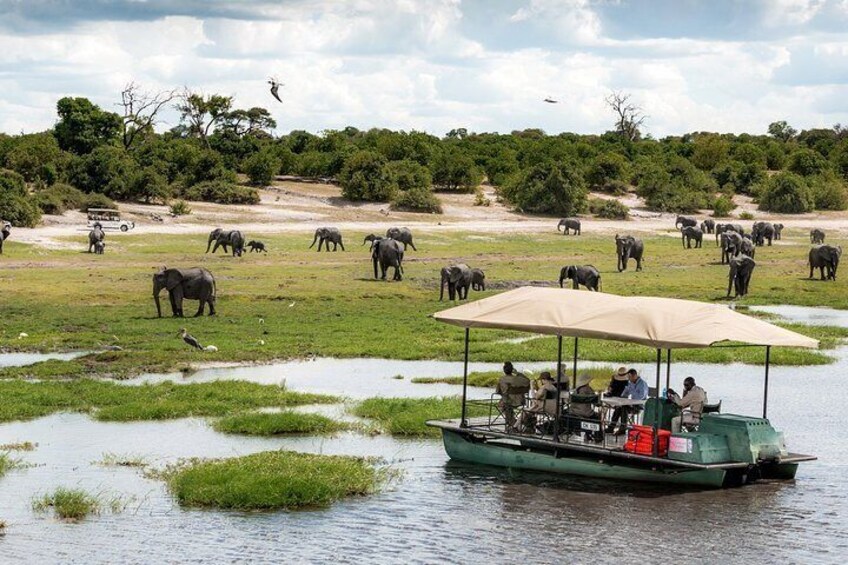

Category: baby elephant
[559, 265, 601, 291]
[246, 240, 267, 253]
[93, 241, 105, 255]
[471, 268, 486, 291]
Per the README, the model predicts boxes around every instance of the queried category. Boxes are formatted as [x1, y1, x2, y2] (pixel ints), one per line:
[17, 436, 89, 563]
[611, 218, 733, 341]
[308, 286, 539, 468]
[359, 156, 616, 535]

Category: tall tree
[175, 91, 233, 146]
[605, 91, 646, 142]
[768, 121, 797, 142]
[54, 97, 122, 154]
[120, 83, 177, 150]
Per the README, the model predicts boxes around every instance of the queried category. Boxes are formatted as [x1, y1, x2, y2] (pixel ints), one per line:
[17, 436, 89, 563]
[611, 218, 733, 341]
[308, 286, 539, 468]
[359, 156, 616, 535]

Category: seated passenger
[669, 377, 708, 433]
[609, 368, 648, 436]
[518, 371, 557, 432]
[604, 367, 629, 434]
[495, 361, 530, 432]
[568, 373, 597, 419]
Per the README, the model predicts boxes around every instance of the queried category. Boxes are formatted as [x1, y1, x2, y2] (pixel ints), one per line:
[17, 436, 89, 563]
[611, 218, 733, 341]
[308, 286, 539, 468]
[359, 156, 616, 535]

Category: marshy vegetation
[411, 366, 614, 389]
[351, 397, 489, 438]
[159, 450, 385, 510]
[213, 411, 352, 436]
[31, 487, 127, 521]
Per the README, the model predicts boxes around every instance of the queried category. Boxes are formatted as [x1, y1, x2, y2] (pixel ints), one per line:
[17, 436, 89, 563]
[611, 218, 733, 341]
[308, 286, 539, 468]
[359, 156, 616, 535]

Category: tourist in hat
[604, 367, 629, 433]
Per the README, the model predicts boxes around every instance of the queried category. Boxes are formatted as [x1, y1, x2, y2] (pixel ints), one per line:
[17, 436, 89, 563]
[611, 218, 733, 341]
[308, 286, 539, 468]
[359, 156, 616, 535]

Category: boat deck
[428, 418, 816, 471]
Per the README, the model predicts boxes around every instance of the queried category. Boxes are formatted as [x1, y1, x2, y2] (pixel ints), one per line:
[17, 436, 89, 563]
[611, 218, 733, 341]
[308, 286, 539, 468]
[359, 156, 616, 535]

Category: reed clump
[214, 411, 351, 436]
[32, 488, 126, 521]
[351, 396, 488, 437]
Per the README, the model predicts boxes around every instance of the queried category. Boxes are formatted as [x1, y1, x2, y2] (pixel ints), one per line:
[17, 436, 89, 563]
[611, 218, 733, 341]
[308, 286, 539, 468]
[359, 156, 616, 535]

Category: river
[0, 307, 846, 564]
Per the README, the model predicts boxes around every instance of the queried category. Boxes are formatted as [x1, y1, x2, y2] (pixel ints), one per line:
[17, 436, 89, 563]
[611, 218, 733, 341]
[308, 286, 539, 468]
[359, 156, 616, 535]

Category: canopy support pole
[572, 337, 579, 389]
[665, 349, 672, 391]
[460, 328, 469, 428]
[554, 335, 563, 442]
[653, 348, 661, 457]
[763, 345, 771, 419]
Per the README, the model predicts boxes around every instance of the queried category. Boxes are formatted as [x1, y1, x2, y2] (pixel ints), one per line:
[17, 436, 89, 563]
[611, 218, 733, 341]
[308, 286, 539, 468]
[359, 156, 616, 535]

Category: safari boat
[426, 287, 817, 488]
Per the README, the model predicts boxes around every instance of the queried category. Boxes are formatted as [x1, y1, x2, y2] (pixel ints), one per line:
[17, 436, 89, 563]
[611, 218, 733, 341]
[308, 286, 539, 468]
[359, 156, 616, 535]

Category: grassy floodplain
[159, 450, 384, 510]
[1, 228, 846, 381]
[351, 397, 492, 437]
[213, 411, 351, 436]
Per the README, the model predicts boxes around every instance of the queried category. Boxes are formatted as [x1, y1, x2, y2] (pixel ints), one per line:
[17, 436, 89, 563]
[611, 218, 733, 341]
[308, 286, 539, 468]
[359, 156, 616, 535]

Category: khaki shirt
[496, 373, 531, 407]
[531, 382, 558, 416]
[674, 385, 707, 416]
[568, 384, 596, 419]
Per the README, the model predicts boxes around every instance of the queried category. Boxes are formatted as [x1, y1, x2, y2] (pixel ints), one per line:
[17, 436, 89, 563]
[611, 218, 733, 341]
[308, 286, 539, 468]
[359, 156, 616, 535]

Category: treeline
[2, 90, 848, 227]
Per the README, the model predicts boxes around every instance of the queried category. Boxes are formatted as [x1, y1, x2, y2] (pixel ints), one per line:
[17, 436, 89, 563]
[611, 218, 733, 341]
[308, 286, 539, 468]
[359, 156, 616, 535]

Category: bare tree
[119, 83, 177, 150]
[175, 89, 233, 147]
[605, 91, 646, 142]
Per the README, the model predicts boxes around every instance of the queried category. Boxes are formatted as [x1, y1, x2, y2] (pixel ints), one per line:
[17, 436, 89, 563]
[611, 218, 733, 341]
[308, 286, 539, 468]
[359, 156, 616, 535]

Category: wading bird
[268, 78, 283, 103]
[544, 97, 559, 104]
[179, 328, 204, 350]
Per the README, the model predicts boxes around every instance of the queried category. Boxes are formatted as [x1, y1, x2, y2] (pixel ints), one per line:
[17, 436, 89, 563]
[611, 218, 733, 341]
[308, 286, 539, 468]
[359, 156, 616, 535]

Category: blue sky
[1, 0, 847, 137]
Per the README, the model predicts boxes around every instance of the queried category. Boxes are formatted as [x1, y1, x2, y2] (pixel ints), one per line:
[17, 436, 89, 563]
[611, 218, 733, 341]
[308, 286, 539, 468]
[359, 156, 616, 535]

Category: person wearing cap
[496, 361, 531, 431]
[669, 377, 708, 433]
[604, 367, 629, 434]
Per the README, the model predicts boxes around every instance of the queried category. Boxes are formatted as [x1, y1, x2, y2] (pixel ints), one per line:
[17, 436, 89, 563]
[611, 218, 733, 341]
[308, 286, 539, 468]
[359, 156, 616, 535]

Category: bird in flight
[544, 97, 559, 104]
[268, 77, 284, 103]
[178, 328, 204, 351]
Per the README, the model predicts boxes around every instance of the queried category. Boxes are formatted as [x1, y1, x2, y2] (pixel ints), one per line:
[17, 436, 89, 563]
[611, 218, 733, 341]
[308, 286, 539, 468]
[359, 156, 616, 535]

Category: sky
[1, 0, 847, 138]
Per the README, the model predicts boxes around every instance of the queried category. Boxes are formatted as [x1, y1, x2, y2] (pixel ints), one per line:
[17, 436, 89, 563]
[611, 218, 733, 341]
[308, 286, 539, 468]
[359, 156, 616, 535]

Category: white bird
[178, 328, 203, 351]
[204, 345, 218, 352]
[258, 340, 265, 346]
[18, 332, 28, 339]
[259, 318, 265, 325]
[288, 302, 295, 308]
[268, 78, 283, 103]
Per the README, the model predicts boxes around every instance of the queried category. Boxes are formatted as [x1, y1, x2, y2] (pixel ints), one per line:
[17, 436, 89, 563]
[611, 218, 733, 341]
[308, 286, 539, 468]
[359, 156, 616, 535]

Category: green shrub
[213, 411, 349, 435]
[32, 488, 104, 521]
[244, 150, 280, 186]
[474, 186, 491, 206]
[180, 181, 260, 205]
[431, 149, 482, 193]
[739, 211, 755, 220]
[588, 198, 629, 219]
[808, 174, 848, 210]
[80, 193, 116, 212]
[391, 186, 442, 213]
[0, 169, 41, 227]
[128, 167, 172, 204]
[35, 183, 86, 214]
[712, 195, 736, 217]
[586, 152, 630, 189]
[385, 159, 431, 192]
[500, 161, 587, 215]
[787, 148, 829, 177]
[635, 158, 715, 213]
[758, 172, 814, 213]
[169, 200, 192, 216]
[339, 150, 396, 202]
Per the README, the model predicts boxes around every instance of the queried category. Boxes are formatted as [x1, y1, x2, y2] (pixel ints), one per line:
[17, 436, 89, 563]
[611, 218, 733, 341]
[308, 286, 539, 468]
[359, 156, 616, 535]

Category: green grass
[0, 379, 337, 423]
[31, 488, 110, 521]
[351, 396, 490, 437]
[95, 452, 148, 468]
[213, 411, 350, 436]
[0, 441, 37, 451]
[0, 229, 845, 379]
[0, 454, 12, 477]
[411, 366, 615, 389]
[159, 450, 383, 510]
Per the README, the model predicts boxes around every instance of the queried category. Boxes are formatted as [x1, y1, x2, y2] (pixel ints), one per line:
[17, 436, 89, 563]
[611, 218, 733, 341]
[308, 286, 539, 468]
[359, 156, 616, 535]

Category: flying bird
[543, 97, 559, 104]
[268, 78, 284, 103]
[178, 328, 204, 351]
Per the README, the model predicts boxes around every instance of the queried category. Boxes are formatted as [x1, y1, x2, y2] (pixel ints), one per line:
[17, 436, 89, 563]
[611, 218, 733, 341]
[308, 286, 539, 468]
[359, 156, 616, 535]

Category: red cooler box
[624, 425, 672, 456]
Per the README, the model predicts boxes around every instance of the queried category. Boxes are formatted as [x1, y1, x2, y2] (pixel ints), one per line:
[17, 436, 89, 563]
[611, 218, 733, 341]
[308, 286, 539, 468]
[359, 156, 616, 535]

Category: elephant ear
[165, 269, 184, 291]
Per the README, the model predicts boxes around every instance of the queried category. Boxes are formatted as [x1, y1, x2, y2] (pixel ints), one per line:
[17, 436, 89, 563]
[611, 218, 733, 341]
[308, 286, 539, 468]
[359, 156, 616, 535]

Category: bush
[586, 152, 630, 189]
[385, 159, 431, 192]
[474, 186, 491, 206]
[339, 150, 396, 202]
[179, 181, 260, 205]
[758, 172, 814, 213]
[739, 211, 755, 220]
[787, 149, 829, 177]
[0, 169, 41, 227]
[170, 200, 192, 216]
[712, 195, 736, 217]
[500, 161, 587, 215]
[588, 198, 629, 219]
[635, 157, 715, 213]
[808, 175, 848, 211]
[391, 186, 442, 213]
[35, 183, 85, 214]
[128, 167, 172, 203]
[244, 150, 279, 186]
[79, 192, 117, 211]
[431, 149, 482, 193]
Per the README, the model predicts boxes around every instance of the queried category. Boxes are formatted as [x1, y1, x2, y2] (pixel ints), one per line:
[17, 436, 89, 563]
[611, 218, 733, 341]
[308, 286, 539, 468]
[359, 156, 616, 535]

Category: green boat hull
[442, 429, 728, 488]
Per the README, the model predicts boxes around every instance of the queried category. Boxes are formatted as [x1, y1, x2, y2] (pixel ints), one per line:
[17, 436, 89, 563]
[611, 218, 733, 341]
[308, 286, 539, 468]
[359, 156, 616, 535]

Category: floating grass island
[213, 411, 351, 436]
[351, 396, 489, 438]
[32, 488, 126, 521]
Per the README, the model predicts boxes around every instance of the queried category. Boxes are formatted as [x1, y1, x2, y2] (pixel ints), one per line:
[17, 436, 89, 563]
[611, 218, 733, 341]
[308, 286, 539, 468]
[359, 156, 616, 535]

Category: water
[0, 351, 89, 368]
[1, 307, 847, 563]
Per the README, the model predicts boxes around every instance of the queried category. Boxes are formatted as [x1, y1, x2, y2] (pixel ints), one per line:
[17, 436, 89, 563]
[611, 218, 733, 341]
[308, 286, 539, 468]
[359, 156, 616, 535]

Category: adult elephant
[557, 218, 581, 235]
[675, 215, 697, 230]
[372, 238, 404, 281]
[0, 221, 11, 254]
[681, 226, 703, 249]
[739, 237, 755, 259]
[227, 230, 245, 257]
[714, 223, 729, 246]
[153, 267, 216, 318]
[88, 224, 105, 253]
[386, 227, 417, 251]
[700, 219, 715, 234]
[615, 234, 644, 272]
[559, 265, 601, 291]
[206, 228, 231, 254]
[310, 227, 345, 251]
[810, 228, 825, 245]
[471, 268, 486, 291]
[773, 223, 784, 240]
[727, 255, 755, 298]
[809, 245, 842, 280]
[720, 231, 743, 264]
[440, 264, 473, 300]
[726, 223, 744, 236]
[752, 222, 774, 247]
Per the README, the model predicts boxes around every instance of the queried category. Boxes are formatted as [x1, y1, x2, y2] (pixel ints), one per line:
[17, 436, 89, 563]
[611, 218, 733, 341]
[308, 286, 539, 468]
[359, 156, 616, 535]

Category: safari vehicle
[87, 208, 135, 232]
[427, 287, 817, 489]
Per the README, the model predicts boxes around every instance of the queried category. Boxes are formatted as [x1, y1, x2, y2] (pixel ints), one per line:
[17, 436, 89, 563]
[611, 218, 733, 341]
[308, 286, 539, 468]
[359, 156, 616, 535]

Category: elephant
[440, 264, 473, 300]
[681, 226, 703, 249]
[720, 231, 743, 264]
[557, 218, 581, 235]
[93, 241, 105, 255]
[372, 238, 404, 281]
[0, 221, 10, 254]
[153, 267, 216, 318]
[88, 225, 105, 253]
[739, 237, 755, 259]
[809, 245, 842, 280]
[615, 234, 644, 272]
[363, 234, 384, 250]
[727, 224, 744, 235]
[810, 228, 825, 245]
[471, 268, 486, 291]
[310, 227, 345, 251]
[226, 230, 245, 257]
[559, 265, 601, 291]
[714, 223, 730, 245]
[675, 215, 697, 230]
[206, 228, 231, 254]
[246, 240, 267, 253]
[700, 219, 715, 234]
[752, 222, 774, 247]
[386, 227, 417, 251]
[727, 255, 755, 298]
[773, 223, 784, 240]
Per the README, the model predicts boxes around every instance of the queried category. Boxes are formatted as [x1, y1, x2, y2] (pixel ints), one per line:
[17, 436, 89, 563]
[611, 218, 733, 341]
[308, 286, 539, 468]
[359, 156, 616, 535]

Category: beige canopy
[433, 287, 818, 349]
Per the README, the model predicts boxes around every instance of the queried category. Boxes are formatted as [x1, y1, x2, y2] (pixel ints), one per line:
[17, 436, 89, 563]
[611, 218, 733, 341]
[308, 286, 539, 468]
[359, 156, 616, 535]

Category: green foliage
[66, 146, 140, 199]
[768, 120, 797, 142]
[352, 397, 487, 437]
[35, 183, 85, 214]
[339, 150, 396, 202]
[764, 141, 787, 170]
[213, 411, 350, 435]
[635, 157, 716, 213]
[0, 169, 41, 227]
[385, 159, 432, 192]
[4, 133, 63, 183]
[431, 149, 482, 193]
[588, 197, 629, 219]
[788, 148, 829, 177]
[758, 172, 814, 213]
[712, 195, 736, 217]
[129, 167, 172, 203]
[807, 174, 848, 211]
[691, 134, 730, 171]
[243, 149, 280, 186]
[739, 211, 755, 220]
[160, 450, 382, 510]
[169, 200, 192, 216]
[32, 488, 105, 521]
[54, 97, 122, 155]
[179, 180, 259, 205]
[586, 152, 630, 189]
[500, 161, 587, 215]
[80, 192, 116, 211]
[391, 185, 443, 213]
[829, 141, 848, 182]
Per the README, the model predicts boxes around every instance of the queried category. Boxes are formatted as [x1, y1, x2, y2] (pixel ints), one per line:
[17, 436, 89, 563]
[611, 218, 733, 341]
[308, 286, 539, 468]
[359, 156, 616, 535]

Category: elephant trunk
[205, 235, 215, 253]
[440, 273, 446, 300]
[309, 231, 320, 249]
